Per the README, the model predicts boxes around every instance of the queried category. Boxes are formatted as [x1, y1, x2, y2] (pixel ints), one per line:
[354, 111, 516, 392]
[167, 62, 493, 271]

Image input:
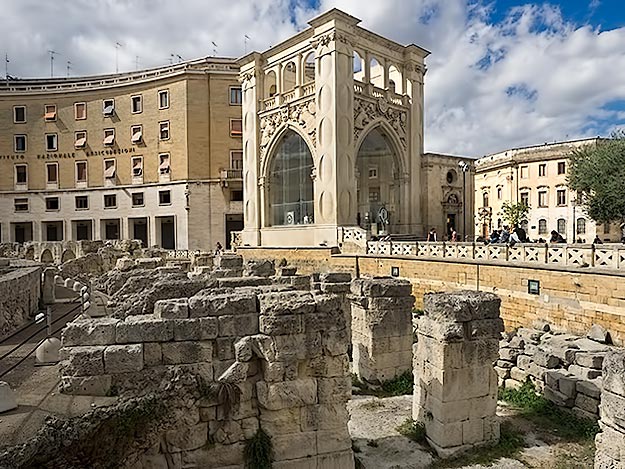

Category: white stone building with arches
[237, 9, 474, 248]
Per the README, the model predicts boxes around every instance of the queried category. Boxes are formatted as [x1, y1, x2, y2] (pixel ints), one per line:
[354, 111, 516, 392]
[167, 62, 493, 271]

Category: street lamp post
[458, 161, 470, 241]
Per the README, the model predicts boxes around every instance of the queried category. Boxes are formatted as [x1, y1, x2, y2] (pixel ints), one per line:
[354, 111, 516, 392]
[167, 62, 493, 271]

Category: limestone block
[425, 418, 463, 449]
[244, 259, 275, 277]
[316, 451, 355, 469]
[533, 350, 560, 368]
[303, 310, 345, 334]
[210, 419, 244, 445]
[256, 379, 317, 410]
[588, 323, 610, 344]
[495, 366, 510, 380]
[189, 291, 257, 318]
[575, 352, 605, 370]
[544, 386, 575, 408]
[104, 344, 143, 373]
[219, 314, 259, 337]
[181, 442, 245, 468]
[259, 314, 302, 335]
[317, 376, 351, 403]
[139, 454, 167, 469]
[569, 364, 602, 380]
[0, 382, 17, 413]
[259, 407, 301, 434]
[603, 351, 625, 397]
[508, 336, 525, 350]
[162, 341, 212, 365]
[277, 267, 297, 276]
[462, 418, 485, 445]
[557, 373, 579, 398]
[416, 316, 464, 342]
[351, 277, 412, 298]
[468, 318, 505, 339]
[154, 298, 189, 319]
[322, 329, 350, 356]
[173, 317, 218, 341]
[273, 333, 322, 361]
[496, 360, 514, 369]
[575, 393, 600, 415]
[271, 431, 317, 461]
[61, 345, 105, 376]
[273, 457, 317, 469]
[509, 367, 528, 383]
[573, 406, 599, 422]
[516, 328, 544, 343]
[424, 290, 501, 323]
[241, 417, 260, 439]
[316, 428, 351, 454]
[165, 423, 208, 452]
[62, 318, 119, 347]
[367, 295, 415, 313]
[308, 355, 350, 378]
[319, 272, 351, 283]
[258, 291, 315, 316]
[594, 451, 625, 468]
[116, 316, 173, 343]
[533, 320, 551, 332]
[320, 283, 351, 294]
[60, 375, 112, 396]
[517, 355, 532, 370]
[499, 347, 520, 362]
[143, 342, 162, 366]
[214, 254, 243, 269]
[136, 257, 165, 269]
[574, 338, 612, 353]
[577, 378, 602, 399]
[301, 403, 349, 432]
[595, 424, 625, 463]
[600, 391, 625, 430]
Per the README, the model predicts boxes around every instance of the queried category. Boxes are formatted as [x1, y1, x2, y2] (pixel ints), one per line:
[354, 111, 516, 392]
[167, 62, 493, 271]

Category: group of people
[486, 225, 529, 245]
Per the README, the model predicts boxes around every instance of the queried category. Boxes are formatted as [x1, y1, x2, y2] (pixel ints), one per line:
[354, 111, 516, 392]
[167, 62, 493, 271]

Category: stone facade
[349, 277, 413, 383]
[0, 260, 41, 337]
[0, 58, 243, 251]
[595, 350, 625, 468]
[413, 291, 503, 458]
[59, 285, 354, 468]
[473, 137, 620, 242]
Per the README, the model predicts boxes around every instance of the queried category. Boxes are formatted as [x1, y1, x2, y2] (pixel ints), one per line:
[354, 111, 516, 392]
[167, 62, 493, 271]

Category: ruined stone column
[42, 267, 57, 305]
[595, 350, 625, 469]
[350, 277, 414, 383]
[413, 291, 503, 458]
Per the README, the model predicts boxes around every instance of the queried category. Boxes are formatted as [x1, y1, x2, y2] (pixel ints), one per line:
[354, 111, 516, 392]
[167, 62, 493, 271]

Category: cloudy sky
[1, 0, 624, 156]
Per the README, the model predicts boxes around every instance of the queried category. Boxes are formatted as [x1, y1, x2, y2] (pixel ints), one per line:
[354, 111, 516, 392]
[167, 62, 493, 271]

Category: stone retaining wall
[497, 324, 618, 420]
[59, 287, 354, 469]
[595, 350, 625, 468]
[0, 261, 41, 338]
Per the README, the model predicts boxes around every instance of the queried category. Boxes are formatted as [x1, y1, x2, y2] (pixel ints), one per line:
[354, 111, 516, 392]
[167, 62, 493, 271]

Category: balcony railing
[220, 169, 243, 180]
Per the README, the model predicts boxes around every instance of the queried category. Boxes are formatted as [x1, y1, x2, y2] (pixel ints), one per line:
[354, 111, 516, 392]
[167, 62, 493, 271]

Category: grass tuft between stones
[396, 419, 427, 444]
[498, 379, 599, 441]
[352, 371, 413, 398]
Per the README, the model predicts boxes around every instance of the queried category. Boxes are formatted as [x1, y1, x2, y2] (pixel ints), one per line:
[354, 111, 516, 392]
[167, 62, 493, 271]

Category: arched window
[265, 70, 277, 98]
[369, 57, 384, 88]
[538, 219, 547, 235]
[557, 218, 566, 234]
[269, 130, 314, 226]
[576, 218, 586, 234]
[388, 64, 402, 94]
[303, 52, 315, 84]
[282, 61, 296, 93]
[482, 192, 489, 208]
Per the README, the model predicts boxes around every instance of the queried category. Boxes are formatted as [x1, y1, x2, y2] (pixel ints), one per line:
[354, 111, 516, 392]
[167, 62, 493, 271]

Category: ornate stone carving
[259, 99, 317, 167]
[354, 96, 408, 151]
[239, 70, 254, 84]
[311, 31, 352, 53]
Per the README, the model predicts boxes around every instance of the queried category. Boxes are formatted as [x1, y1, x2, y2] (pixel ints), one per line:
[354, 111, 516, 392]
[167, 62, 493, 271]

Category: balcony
[220, 168, 243, 187]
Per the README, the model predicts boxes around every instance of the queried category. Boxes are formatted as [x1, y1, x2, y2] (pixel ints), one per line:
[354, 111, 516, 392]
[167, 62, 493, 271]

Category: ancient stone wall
[595, 350, 625, 469]
[237, 248, 625, 346]
[413, 291, 503, 458]
[0, 261, 41, 338]
[497, 324, 616, 420]
[349, 278, 414, 383]
[59, 287, 354, 468]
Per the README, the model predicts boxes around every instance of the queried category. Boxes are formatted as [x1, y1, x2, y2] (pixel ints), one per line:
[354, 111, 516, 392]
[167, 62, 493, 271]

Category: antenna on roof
[4, 53, 8, 85]
[48, 50, 59, 77]
[175, 54, 183, 63]
[211, 41, 218, 56]
[115, 42, 123, 73]
[244, 35, 251, 54]
[66, 60, 71, 77]
[135, 55, 140, 70]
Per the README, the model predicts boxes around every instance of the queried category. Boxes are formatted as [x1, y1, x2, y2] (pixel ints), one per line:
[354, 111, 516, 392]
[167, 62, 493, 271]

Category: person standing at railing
[427, 228, 437, 242]
[450, 228, 458, 242]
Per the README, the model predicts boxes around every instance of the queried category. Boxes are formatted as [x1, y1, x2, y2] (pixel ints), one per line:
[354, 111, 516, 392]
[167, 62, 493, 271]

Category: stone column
[595, 350, 625, 468]
[349, 278, 414, 383]
[42, 267, 57, 305]
[413, 291, 503, 458]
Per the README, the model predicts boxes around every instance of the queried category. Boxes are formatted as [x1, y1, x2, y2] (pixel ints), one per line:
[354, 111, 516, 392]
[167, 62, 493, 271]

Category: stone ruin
[498, 322, 618, 421]
[595, 350, 625, 468]
[412, 291, 503, 458]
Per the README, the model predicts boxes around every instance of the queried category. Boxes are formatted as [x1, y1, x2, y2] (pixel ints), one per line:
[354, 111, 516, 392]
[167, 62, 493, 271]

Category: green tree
[568, 133, 625, 226]
[501, 201, 530, 227]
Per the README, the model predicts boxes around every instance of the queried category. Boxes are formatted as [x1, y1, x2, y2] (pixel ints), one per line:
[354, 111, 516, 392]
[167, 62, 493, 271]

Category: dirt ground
[348, 395, 595, 469]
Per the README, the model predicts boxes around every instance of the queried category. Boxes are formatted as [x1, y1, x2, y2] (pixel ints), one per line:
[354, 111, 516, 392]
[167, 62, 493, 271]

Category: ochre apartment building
[0, 58, 243, 250]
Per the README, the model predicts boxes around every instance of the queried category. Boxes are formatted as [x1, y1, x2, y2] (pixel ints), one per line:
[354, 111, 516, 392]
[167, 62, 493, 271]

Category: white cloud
[1, 0, 625, 156]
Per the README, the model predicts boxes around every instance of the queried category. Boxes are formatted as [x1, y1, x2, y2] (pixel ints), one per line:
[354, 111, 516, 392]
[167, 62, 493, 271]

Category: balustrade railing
[362, 241, 625, 271]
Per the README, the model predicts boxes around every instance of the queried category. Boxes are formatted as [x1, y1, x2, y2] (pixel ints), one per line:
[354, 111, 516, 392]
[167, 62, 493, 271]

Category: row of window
[14, 155, 171, 186]
[10, 87, 242, 124]
[14, 190, 172, 213]
[10, 118, 242, 153]
[519, 161, 566, 179]
[482, 188, 570, 208]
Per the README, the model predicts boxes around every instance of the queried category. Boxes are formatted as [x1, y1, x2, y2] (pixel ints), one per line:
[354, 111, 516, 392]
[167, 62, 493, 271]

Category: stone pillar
[413, 291, 503, 458]
[42, 267, 57, 305]
[595, 350, 625, 468]
[349, 277, 414, 383]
